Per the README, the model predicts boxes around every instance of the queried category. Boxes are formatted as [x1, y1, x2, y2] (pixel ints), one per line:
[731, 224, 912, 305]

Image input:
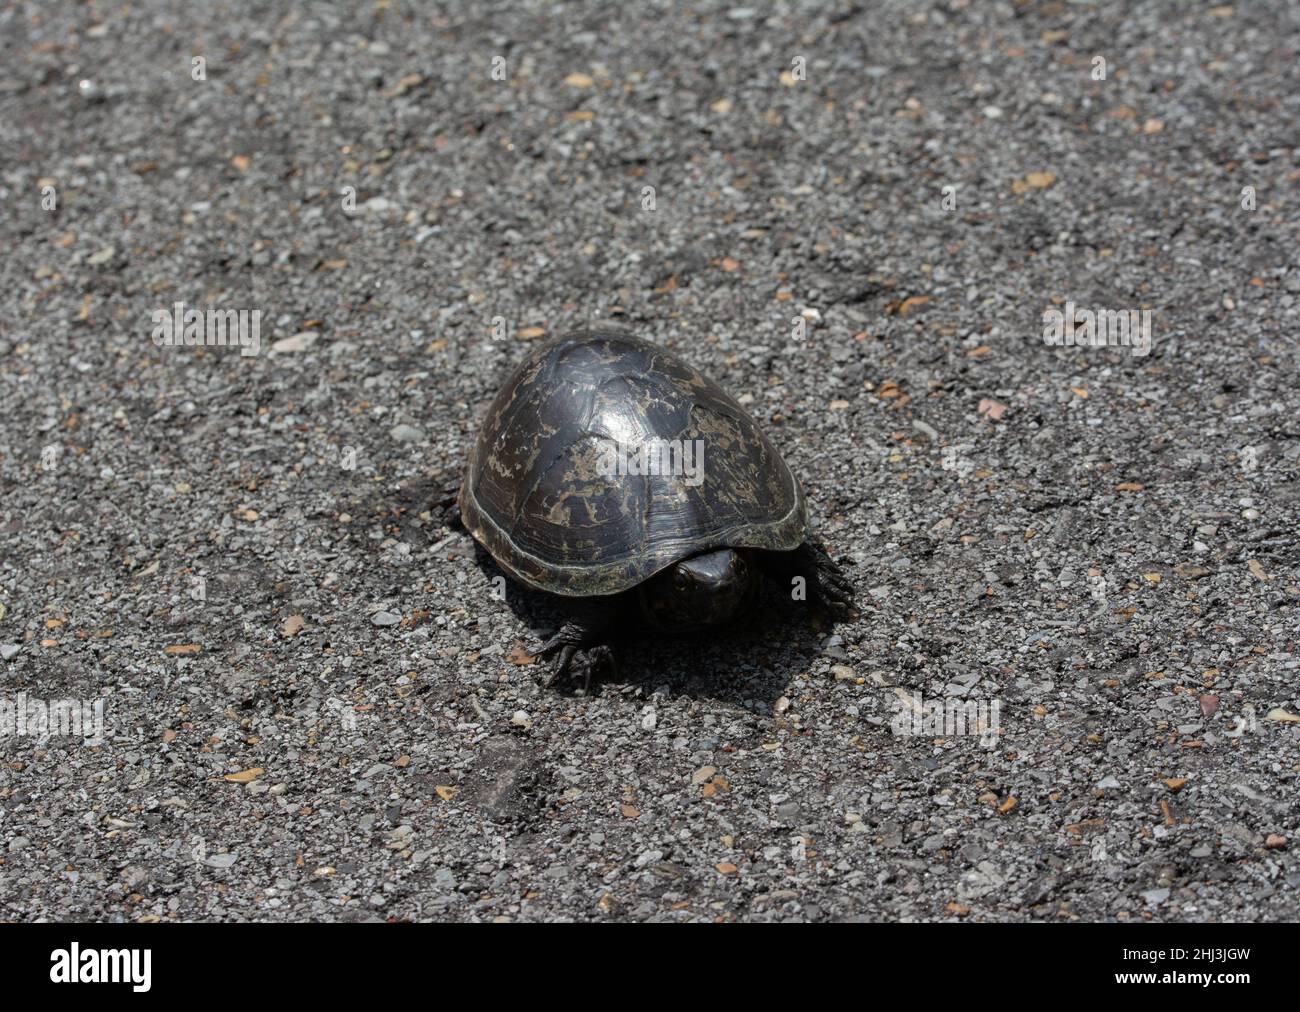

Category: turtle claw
[815, 551, 856, 614]
[536, 641, 578, 688]
[433, 477, 464, 531]
[765, 541, 857, 617]
[583, 645, 617, 692]
[534, 618, 617, 691]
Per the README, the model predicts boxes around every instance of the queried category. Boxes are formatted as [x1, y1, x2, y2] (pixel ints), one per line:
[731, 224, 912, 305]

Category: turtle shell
[459, 329, 807, 596]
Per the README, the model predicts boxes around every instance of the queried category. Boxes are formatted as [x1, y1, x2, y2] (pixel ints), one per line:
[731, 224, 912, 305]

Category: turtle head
[640, 548, 758, 630]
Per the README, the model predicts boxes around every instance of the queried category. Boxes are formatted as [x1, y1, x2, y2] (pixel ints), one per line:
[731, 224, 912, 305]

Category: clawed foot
[535, 628, 617, 692]
[434, 481, 463, 530]
[808, 543, 856, 615]
[767, 541, 856, 617]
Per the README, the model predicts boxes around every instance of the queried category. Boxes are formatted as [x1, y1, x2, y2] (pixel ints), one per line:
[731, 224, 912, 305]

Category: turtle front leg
[533, 602, 618, 692]
[763, 542, 856, 616]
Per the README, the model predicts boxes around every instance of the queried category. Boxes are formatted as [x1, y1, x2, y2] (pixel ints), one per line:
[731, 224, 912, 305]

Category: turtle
[458, 328, 854, 689]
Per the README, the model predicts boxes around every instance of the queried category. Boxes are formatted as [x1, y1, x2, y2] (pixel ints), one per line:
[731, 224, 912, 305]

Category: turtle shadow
[476, 541, 834, 708]
[602, 601, 833, 711]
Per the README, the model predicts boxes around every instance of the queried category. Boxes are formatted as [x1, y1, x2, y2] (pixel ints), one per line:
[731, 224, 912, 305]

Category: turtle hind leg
[762, 542, 856, 616]
[533, 601, 619, 691]
[431, 473, 464, 531]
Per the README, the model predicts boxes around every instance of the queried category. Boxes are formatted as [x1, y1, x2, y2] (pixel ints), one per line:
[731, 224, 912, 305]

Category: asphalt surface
[1, 0, 1298, 923]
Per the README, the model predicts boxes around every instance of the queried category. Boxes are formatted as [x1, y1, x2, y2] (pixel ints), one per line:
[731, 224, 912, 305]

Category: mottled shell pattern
[459, 329, 807, 596]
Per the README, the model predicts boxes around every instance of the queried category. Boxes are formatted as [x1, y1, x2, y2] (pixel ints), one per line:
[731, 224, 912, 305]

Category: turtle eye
[673, 568, 690, 592]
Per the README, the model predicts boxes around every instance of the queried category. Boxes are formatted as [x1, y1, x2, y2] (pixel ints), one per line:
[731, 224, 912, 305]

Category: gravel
[0, 0, 1297, 923]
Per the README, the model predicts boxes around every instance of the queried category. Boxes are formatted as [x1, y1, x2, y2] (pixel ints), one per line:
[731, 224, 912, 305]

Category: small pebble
[270, 332, 318, 354]
[390, 424, 426, 443]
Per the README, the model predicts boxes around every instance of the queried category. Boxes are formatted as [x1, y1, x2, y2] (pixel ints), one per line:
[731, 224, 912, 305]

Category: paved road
[1, 1, 1297, 921]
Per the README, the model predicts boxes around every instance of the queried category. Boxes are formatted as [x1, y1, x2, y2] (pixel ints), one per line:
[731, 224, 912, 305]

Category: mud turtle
[458, 328, 853, 688]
